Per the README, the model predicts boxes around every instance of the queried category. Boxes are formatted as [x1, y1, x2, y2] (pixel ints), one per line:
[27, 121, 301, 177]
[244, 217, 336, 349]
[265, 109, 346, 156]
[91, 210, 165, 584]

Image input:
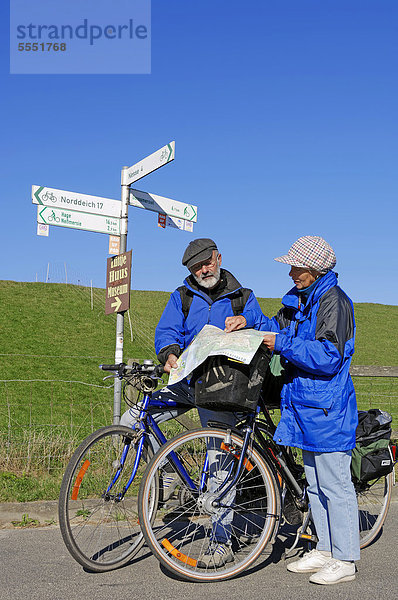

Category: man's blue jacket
[155, 269, 265, 363]
[257, 271, 358, 452]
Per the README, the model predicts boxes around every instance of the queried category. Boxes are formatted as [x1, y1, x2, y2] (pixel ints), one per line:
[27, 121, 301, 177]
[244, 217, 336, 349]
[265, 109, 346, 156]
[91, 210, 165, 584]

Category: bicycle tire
[138, 427, 280, 582]
[59, 425, 157, 572]
[357, 469, 394, 548]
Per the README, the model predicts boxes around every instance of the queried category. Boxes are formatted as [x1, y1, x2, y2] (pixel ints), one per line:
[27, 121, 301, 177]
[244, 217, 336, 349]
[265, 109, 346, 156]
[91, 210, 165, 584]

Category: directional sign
[130, 188, 197, 222]
[32, 185, 121, 218]
[158, 213, 194, 232]
[166, 215, 194, 232]
[37, 206, 120, 235]
[122, 141, 175, 186]
[105, 251, 132, 315]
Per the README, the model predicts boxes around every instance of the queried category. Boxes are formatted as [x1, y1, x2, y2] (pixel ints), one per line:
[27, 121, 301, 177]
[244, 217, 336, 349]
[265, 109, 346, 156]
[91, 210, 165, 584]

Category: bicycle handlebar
[100, 364, 121, 371]
[99, 362, 165, 379]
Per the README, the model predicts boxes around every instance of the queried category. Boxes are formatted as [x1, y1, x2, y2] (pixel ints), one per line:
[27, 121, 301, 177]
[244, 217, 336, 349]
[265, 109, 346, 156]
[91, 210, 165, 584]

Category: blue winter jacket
[155, 269, 266, 362]
[258, 271, 358, 452]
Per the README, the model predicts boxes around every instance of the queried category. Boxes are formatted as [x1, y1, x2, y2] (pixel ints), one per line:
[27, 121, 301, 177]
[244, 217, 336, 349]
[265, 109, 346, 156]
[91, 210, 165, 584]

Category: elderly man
[121, 238, 265, 564]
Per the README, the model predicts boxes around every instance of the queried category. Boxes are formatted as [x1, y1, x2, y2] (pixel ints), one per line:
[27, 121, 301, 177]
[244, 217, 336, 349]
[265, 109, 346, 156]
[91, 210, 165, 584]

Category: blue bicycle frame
[106, 391, 197, 499]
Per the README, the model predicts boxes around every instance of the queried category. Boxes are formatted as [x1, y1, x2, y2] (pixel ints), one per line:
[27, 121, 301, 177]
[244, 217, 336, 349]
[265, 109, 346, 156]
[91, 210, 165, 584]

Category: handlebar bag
[193, 347, 271, 412]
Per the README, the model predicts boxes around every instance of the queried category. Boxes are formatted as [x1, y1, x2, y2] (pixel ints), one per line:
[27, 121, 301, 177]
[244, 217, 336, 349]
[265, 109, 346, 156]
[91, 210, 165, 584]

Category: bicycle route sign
[122, 141, 175, 186]
[32, 185, 121, 218]
[130, 188, 197, 222]
[105, 250, 132, 315]
[37, 206, 120, 235]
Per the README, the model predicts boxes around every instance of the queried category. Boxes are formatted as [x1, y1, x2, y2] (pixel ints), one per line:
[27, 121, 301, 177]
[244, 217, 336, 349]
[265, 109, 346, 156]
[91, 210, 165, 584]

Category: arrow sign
[105, 251, 132, 315]
[32, 185, 121, 218]
[111, 297, 122, 312]
[122, 141, 175, 186]
[37, 206, 120, 235]
[130, 188, 197, 222]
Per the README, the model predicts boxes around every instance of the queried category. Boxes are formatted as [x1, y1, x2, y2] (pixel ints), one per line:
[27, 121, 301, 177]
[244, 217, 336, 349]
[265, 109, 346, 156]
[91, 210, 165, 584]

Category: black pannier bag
[351, 409, 394, 484]
[194, 346, 271, 412]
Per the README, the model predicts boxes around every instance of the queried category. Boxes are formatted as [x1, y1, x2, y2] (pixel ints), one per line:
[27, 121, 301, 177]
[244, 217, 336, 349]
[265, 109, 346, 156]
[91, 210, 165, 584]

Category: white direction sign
[32, 185, 121, 218]
[158, 214, 194, 232]
[37, 206, 120, 235]
[167, 216, 194, 232]
[122, 141, 175, 186]
[130, 188, 197, 222]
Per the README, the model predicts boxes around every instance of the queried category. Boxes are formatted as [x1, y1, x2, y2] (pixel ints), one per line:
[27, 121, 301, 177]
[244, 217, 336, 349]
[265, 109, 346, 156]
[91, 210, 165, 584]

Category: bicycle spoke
[138, 428, 279, 582]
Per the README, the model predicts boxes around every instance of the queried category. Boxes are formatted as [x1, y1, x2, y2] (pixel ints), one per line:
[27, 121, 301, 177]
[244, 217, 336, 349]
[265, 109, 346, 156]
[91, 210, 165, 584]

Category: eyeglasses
[191, 254, 219, 273]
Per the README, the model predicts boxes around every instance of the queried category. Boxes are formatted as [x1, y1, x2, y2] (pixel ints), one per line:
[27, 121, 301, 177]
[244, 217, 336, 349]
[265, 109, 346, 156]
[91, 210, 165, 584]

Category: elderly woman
[225, 235, 359, 585]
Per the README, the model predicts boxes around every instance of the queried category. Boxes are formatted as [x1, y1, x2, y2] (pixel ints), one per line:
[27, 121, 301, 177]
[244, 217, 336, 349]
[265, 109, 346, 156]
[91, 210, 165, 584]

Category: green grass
[0, 280, 397, 502]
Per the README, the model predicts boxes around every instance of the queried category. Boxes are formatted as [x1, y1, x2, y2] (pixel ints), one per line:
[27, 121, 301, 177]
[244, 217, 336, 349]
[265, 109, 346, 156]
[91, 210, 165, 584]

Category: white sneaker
[309, 558, 356, 585]
[287, 549, 332, 573]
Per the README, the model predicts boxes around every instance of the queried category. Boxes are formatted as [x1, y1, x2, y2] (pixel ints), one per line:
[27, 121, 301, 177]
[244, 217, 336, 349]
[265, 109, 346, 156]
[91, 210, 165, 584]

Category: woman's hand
[224, 315, 247, 332]
[164, 353, 179, 373]
[263, 333, 276, 352]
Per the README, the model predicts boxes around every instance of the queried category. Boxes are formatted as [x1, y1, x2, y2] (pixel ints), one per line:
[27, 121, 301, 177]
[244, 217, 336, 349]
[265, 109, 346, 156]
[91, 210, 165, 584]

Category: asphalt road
[0, 499, 397, 600]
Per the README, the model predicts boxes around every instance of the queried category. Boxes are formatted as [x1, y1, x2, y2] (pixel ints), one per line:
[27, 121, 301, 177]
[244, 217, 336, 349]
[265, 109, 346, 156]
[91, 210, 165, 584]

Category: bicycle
[58, 359, 186, 572]
[137, 392, 396, 582]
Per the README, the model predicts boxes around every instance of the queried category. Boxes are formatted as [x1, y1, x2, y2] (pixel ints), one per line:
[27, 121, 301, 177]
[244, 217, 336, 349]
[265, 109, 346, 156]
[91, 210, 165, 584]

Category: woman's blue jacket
[257, 271, 358, 452]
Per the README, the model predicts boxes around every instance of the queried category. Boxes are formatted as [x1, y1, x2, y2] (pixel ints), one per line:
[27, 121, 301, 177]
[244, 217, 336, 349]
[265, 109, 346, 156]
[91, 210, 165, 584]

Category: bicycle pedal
[299, 532, 318, 543]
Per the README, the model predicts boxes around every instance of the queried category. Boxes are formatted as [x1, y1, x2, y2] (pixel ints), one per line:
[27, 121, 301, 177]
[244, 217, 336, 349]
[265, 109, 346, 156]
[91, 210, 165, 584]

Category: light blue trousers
[302, 450, 360, 561]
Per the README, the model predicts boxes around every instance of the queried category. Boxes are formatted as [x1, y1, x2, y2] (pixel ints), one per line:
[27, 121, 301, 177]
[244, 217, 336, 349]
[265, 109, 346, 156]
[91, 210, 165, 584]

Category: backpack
[351, 409, 394, 484]
[177, 286, 252, 321]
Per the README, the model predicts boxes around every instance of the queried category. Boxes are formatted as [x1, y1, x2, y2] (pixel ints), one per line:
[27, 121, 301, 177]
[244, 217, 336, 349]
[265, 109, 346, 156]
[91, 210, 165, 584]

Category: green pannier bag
[351, 409, 394, 483]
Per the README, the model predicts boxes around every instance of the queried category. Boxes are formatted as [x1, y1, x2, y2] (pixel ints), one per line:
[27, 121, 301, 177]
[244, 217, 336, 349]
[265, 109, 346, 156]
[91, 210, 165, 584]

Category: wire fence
[0, 370, 397, 477]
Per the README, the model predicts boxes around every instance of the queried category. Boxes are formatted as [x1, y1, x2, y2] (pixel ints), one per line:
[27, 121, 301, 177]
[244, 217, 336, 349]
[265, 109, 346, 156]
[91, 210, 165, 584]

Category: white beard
[193, 263, 221, 289]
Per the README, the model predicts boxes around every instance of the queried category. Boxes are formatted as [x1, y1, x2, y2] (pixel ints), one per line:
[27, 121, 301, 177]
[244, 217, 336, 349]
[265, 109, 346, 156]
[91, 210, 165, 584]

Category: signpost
[37, 206, 120, 235]
[32, 140, 198, 425]
[130, 188, 197, 221]
[32, 185, 121, 218]
[105, 251, 132, 315]
[122, 141, 175, 186]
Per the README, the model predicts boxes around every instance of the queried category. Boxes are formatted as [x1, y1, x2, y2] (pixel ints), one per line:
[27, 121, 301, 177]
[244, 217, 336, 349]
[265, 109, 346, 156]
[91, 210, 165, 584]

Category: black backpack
[351, 409, 394, 484]
[177, 286, 252, 321]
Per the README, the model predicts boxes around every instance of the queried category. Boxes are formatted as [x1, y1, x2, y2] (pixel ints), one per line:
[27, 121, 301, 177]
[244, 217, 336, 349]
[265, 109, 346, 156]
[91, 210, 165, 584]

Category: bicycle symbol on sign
[159, 149, 169, 162]
[47, 210, 60, 223]
[42, 191, 57, 203]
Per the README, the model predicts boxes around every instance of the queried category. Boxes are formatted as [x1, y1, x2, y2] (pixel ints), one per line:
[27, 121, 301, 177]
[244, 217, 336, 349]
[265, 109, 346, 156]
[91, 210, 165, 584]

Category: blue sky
[1, 1, 397, 304]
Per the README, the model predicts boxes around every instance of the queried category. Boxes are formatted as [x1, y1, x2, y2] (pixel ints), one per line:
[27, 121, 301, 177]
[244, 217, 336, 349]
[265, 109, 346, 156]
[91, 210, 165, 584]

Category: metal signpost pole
[112, 167, 130, 424]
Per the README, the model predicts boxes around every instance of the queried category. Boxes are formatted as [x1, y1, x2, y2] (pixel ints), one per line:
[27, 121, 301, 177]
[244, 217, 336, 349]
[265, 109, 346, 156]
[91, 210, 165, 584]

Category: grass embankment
[0, 281, 397, 502]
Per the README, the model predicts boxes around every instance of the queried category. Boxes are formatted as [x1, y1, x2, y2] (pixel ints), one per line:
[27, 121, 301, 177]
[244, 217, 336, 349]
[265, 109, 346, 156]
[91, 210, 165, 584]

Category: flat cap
[182, 238, 218, 270]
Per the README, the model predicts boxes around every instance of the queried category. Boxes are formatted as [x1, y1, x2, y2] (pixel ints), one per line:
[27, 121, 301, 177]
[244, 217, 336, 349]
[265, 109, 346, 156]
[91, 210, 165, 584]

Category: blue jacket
[155, 269, 265, 362]
[265, 271, 358, 452]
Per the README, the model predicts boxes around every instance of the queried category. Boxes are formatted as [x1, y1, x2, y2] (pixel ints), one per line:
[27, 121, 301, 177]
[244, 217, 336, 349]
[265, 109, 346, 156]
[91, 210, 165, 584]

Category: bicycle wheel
[59, 425, 157, 572]
[357, 470, 394, 548]
[138, 427, 280, 582]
